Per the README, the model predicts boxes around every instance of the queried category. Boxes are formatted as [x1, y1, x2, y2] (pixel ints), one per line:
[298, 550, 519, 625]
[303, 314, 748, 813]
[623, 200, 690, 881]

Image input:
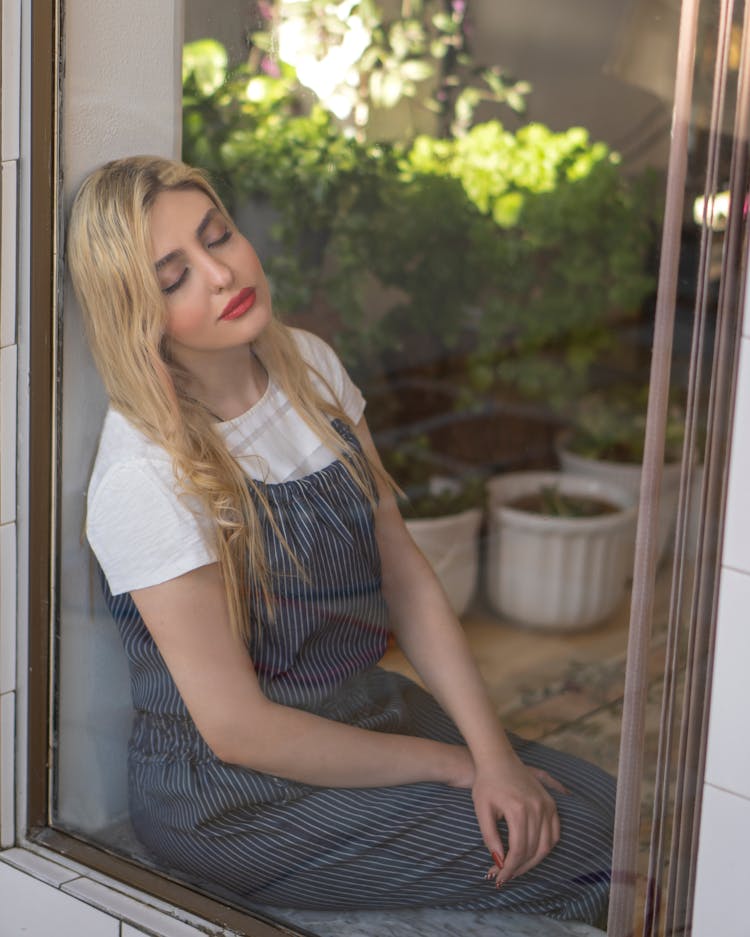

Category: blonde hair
[67, 155, 377, 641]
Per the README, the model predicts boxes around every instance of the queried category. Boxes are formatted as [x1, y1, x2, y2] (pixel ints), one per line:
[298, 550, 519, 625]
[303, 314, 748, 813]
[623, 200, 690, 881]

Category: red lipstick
[220, 287, 256, 320]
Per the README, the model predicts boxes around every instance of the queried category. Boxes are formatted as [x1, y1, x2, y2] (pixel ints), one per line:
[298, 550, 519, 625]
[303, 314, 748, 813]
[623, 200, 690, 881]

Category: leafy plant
[565, 386, 687, 464]
[182, 37, 659, 477]
[402, 122, 659, 409]
[380, 434, 485, 518]
[248, 0, 530, 139]
[510, 486, 618, 518]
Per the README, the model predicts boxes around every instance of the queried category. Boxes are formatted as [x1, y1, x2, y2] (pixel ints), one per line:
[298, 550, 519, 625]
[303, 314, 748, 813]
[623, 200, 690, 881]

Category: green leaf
[182, 39, 228, 97]
[492, 191, 524, 228]
[432, 12, 456, 33]
[399, 59, 434, 82]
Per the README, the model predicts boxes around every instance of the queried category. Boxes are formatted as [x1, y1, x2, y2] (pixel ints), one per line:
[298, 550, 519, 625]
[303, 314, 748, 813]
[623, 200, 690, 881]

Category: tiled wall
[691, 278, 750, 934]
[0, 0, 21, 852]
[0, 847, 237, 936]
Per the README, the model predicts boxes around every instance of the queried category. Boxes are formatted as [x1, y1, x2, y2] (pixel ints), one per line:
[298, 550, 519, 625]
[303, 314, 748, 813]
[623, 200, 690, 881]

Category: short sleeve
[87, 460, 217, 595]
[291, 329, 365, 425]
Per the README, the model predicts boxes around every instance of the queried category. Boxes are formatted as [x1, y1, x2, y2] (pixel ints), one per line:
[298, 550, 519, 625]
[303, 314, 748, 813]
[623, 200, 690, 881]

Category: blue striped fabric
[102, 422, 615, 925]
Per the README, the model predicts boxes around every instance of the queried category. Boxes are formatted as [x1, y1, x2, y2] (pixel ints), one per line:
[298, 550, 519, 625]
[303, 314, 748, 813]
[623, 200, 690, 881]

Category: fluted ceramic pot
[486, 471, 637, 631]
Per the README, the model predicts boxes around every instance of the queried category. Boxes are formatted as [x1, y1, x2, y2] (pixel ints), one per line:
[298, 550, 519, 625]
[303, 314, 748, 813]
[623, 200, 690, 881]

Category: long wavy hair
[67, 155, 378, 642]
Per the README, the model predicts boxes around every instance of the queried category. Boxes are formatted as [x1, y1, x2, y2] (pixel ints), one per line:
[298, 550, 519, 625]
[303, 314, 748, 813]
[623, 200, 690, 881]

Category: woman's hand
[472, 755, 568, 886]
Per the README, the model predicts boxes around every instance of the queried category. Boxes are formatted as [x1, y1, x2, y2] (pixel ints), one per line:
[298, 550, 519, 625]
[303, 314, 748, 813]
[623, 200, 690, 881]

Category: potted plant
[485, 470, 637, 631]
[380, 436, 485, 618]
[557, 385, 686, 565]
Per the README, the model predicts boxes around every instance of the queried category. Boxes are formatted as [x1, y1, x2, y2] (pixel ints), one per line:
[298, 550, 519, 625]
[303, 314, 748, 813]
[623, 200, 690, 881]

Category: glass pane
[53, 2, 737, 934]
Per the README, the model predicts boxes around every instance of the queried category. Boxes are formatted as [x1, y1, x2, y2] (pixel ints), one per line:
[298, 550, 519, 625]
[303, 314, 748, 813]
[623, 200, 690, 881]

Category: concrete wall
[55, 0, 183, 833]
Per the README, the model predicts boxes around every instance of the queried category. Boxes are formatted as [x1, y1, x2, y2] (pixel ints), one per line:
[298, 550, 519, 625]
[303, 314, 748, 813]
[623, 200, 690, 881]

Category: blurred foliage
[565, 385, 687, 464]
[247, 0, 530, 138]
[182, 35, 661, 498]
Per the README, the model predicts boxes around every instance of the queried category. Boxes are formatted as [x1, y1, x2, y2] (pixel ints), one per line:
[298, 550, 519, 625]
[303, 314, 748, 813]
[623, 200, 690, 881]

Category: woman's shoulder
[285, 326, 363, 418]
[88, 408, 173, 503]
[86, 408, 214, 594]
[287, 326, 342, 373]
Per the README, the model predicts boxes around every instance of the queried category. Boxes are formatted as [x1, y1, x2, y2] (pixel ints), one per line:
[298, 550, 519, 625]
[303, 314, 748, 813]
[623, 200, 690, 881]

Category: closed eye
[207, 227, 232, 249]
[161, 270, 188, 295]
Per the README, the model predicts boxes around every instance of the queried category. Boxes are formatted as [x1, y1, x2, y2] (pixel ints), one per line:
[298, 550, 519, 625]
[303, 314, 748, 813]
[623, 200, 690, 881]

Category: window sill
[0, 843, 244, 936]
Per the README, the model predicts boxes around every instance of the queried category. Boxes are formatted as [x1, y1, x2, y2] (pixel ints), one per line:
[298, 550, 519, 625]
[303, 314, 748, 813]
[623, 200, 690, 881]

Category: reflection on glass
[54, 2, 727, 934]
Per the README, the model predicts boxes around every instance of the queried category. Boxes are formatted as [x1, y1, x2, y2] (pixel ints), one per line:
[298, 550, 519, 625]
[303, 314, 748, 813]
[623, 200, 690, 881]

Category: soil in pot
[509, 487, 619, 518]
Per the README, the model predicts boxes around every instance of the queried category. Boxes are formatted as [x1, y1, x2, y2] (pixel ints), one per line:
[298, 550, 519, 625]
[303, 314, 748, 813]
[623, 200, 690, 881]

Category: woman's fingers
[474, 797, 506, 867]
[474, 761, 565, 887]
[496, 787, 560, 884]
[531, 767, 570, 795]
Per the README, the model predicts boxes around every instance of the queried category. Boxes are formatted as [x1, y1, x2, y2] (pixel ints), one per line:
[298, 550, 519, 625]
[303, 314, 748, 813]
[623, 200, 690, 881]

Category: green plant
[565, 386, 687, 464]
[182, 38, 658, 459]
[510, 486, 618, 518]
[380, 434, 485, 518]
[249, 0, 530, 140]
[401, 122, 659, 409]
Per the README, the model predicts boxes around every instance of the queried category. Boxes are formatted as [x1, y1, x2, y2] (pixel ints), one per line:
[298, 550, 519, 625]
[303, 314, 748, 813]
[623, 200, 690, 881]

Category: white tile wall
[692, 227, 750, 930]
[84, 868, 237, 933]
[704, 568, 750, 799]
[1, 1, 21, 161]
[1, 160, 18, 347]
[61, 877, 225, 937]
[0, 343, 17, 525]
[1, 846, 82, 887]
[722, 336, 750, 573]
[692, 784, 750, 937]
[0, 691, 14, 846]
[0, 862, 119, 937]
[0, 849, 245, 936]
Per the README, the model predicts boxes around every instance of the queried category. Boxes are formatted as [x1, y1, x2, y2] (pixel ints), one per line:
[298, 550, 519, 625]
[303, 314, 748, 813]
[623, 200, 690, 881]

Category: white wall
[56, 0, 184, 833]
[691, 248, 750, 935]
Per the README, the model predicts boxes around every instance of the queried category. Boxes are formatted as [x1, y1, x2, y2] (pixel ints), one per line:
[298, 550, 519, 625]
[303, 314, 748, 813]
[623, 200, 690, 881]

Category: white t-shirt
[87, 329, 365, 596]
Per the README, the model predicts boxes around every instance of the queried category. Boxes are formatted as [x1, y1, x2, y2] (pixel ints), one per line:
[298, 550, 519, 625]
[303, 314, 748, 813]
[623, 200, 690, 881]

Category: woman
[67, 155, 615, 923]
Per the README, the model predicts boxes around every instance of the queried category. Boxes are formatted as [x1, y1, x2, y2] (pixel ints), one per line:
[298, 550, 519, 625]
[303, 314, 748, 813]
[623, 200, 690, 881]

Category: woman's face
[149, 187, 272, 364]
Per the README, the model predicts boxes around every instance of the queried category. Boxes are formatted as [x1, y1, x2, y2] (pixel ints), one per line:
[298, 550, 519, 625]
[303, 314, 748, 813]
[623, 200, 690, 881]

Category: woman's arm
[353, 416, 563, 884]
[130, 563, 473, 789]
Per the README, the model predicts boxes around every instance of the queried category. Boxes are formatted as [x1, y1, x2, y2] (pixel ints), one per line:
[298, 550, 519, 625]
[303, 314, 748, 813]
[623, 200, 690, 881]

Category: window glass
[52, 2, 730, 934]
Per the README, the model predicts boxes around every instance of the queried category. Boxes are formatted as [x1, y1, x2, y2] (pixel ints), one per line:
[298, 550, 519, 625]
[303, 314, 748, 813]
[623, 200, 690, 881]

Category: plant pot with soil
[557, 388, 686, 566]
[486, 471, 637, 631]
[382, 438, 485, 618]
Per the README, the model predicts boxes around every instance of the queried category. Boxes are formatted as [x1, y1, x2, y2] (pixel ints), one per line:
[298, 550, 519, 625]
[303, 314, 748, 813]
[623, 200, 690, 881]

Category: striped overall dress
[103, 422, 615, 924]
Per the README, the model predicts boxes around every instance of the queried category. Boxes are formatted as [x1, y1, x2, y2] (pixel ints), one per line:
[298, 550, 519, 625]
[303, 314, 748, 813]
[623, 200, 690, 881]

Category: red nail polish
[491, 850, 504, 869]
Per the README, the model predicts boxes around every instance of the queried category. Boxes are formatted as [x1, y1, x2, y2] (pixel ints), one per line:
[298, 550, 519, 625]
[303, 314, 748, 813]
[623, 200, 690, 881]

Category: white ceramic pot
[406, 507, 483, 618]
[558, 447, 682, 566]
[486, 471, 637, 631]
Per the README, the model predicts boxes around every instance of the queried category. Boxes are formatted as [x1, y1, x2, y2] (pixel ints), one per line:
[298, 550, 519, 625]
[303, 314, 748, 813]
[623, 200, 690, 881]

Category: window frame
[20, 2, 744, 936]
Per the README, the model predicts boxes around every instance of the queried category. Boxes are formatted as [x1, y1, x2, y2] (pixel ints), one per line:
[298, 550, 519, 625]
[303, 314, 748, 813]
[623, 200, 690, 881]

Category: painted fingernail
[491, 851, 505, 869]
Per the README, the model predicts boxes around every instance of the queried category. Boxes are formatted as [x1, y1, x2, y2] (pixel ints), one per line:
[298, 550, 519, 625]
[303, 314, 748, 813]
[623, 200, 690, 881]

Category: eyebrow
[154, 207, 219, 271]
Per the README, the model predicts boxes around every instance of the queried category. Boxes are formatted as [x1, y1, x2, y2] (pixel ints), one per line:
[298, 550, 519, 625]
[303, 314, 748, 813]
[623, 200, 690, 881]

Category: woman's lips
[220, 287, 256, 320]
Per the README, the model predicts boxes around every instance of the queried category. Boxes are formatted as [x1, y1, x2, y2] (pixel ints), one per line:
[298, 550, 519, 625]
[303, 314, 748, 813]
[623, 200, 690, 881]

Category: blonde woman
[67, 156, 614, 923]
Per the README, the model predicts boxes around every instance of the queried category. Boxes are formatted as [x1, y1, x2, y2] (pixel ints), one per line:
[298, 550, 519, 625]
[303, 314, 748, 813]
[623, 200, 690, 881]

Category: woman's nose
[204, 253, 233, 291]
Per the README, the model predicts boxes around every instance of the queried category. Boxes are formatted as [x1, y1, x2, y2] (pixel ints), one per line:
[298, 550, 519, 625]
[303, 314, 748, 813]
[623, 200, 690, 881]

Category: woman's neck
[177, 344, 269, 421]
